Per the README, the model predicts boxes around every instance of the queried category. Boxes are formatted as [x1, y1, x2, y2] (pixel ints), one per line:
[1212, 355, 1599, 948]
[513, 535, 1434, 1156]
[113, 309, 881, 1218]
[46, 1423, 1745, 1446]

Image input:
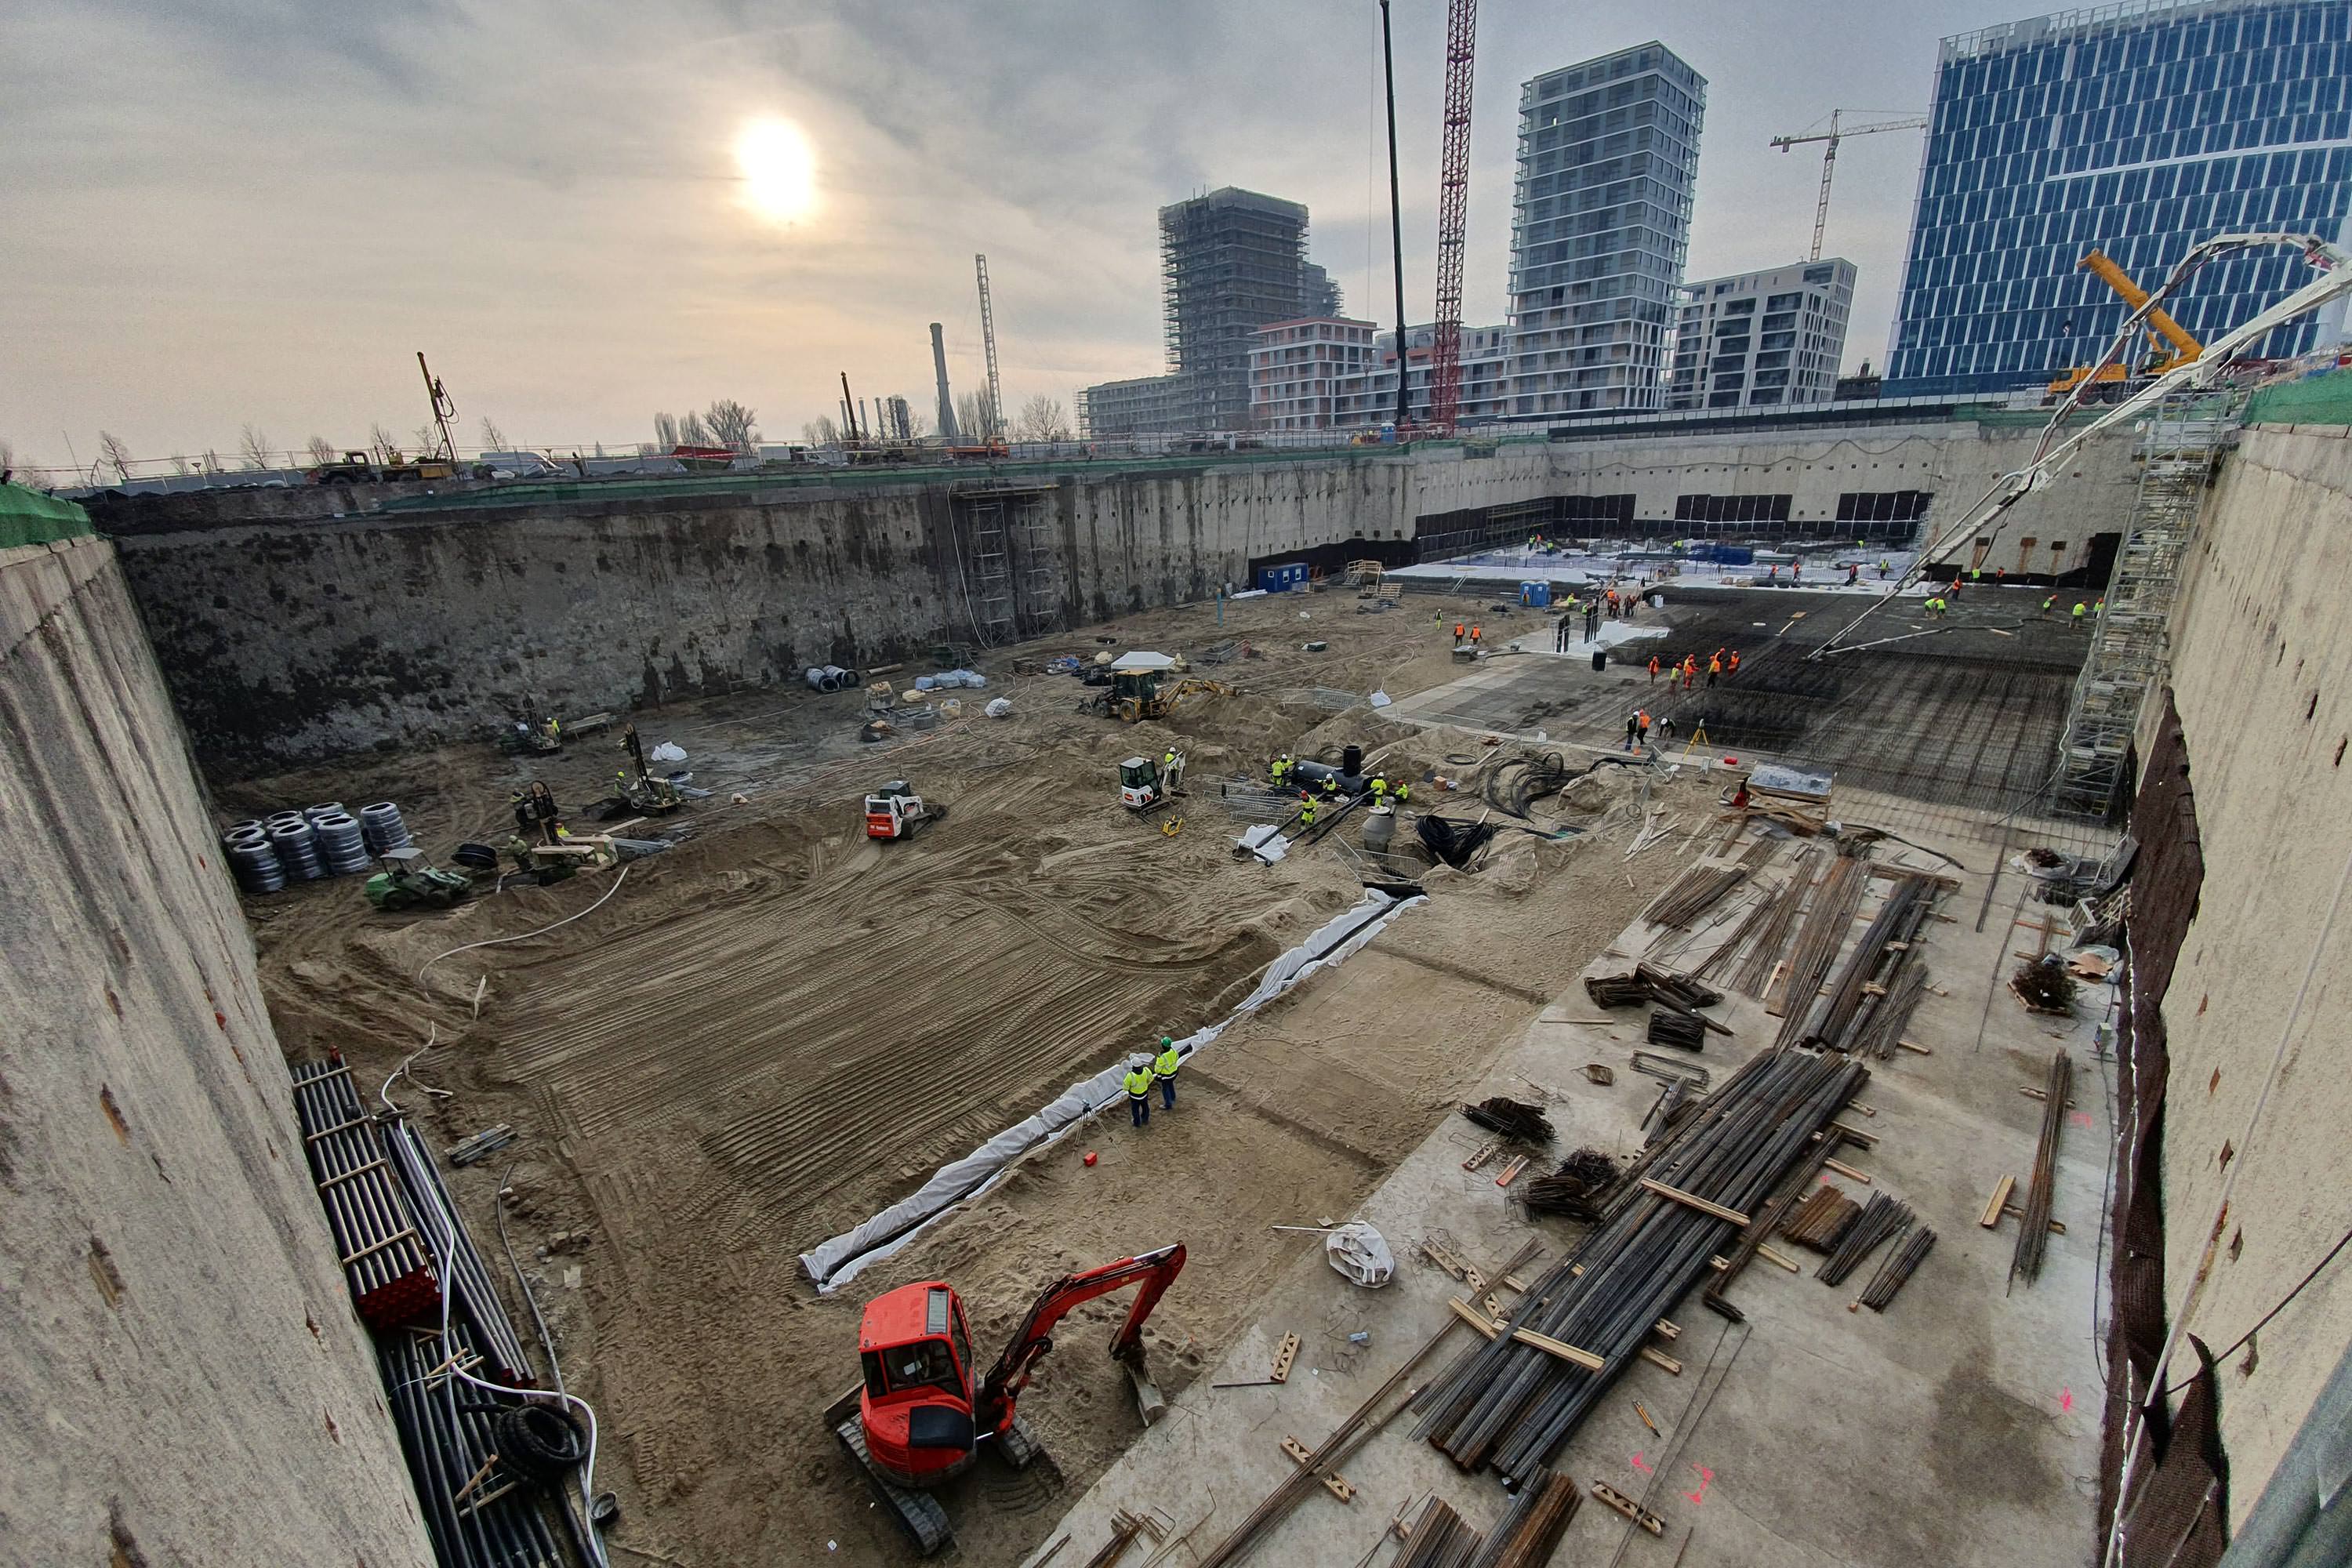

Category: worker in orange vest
[1453, 621, 1465, 644]
[1647, 654, 1661, 683]
[1707, 654, 1722, 688]
[1637, 710, 1652, 748]
[1727, 650, 1741, 676]
[1470, 623, 1483, 645]
[1682, 655, 1697, 691]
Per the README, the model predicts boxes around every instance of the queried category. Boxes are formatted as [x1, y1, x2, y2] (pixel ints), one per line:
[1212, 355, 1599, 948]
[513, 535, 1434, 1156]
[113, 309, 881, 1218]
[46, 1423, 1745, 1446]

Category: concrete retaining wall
[2154, 419, 2352, 1530]
[92, 420, 2138, 780]
[0, 536, 430, 1566]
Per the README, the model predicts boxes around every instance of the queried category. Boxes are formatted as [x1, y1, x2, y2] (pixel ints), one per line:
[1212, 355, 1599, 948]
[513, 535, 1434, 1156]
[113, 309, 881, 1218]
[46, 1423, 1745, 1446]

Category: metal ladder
[2051, 390, 2239, 819]
[1013, 506, 1060, 636]
[962, 496, 1016, 646]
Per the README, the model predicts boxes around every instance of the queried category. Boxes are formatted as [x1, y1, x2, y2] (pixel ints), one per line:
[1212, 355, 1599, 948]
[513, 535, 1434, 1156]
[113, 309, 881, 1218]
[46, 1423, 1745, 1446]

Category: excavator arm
[975, 1243, 1185, 1427]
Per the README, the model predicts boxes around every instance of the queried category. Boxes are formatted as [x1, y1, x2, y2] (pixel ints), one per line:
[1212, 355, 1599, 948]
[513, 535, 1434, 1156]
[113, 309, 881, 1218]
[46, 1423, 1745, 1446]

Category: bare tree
[678, 410, 712, 446]
[368, 423, 397, 463]
[955, 390, 998, 443]
[97, 431, 132, 482]
[704, 399, 759, 453]
[1013, 395, 1070, 443]
[171, 453, 192, 476]
[200, 449, 223, 476]
[479, 416, 508, 452]
[238, 423, 273, 470]
[801, 416, 840, 447]
[654, 412, 681, 448]
[306, 434, 336, 464]
[412, 426, 439, 459]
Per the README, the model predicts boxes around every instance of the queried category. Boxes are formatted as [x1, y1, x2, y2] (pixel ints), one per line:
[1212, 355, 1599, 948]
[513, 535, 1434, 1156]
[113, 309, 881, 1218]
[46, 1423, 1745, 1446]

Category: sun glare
[735, 118, 817, 225]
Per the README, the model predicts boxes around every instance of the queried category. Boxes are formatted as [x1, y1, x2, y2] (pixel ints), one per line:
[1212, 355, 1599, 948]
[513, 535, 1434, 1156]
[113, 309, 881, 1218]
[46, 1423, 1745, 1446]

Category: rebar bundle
[1465, 1468, 1581, 1568]
[1645, 1011, 1708, 1051]
[379, 1319, 568, 1568]
[1641, 862, 1751, 931]
[2011, 1050, 2073, 1285]
[1519, 1149, 1623, 1221]
[1585, 965, 1722, 1014]
[1396, 1497, 1483, 1568]
[1817, 1192, 1915, 1287]
[1779, 1183, 1861, 1251]
[1858, 1225, 1936, 1311]
[1792, 877, 1933, 1051]
[291, 1055, 438, 1327]
[1413, 1048, 1869, 1483]
[1771, 858, 1868, 1045]
[1725, 848, 1823, 996]
[1463, 1097, 1555, 1145]
[386, 1120, 536, 1388]
[1853, 963, 1929, 1062]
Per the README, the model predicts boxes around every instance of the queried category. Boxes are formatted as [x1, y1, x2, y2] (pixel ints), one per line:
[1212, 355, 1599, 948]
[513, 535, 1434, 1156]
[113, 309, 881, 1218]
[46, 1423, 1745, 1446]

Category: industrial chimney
[930, 323, 960, 444]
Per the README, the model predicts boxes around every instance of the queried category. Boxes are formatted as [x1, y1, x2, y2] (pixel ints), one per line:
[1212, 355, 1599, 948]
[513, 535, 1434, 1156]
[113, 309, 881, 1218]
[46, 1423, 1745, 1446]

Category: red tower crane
[1428, 0, 1479, 434]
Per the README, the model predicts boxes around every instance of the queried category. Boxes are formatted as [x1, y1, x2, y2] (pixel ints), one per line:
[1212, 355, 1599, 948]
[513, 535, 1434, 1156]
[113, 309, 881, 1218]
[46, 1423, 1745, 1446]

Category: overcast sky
[3, 0, 2045, 471]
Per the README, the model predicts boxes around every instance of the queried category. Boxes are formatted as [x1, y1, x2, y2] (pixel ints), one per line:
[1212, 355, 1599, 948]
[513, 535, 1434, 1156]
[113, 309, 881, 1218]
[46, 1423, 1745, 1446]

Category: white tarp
[798, 888, 1425, 1293]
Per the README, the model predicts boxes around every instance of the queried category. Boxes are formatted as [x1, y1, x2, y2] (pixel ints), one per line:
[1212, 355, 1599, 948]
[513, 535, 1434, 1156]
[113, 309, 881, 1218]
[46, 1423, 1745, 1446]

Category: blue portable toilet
[1519, 580, 1552, 608]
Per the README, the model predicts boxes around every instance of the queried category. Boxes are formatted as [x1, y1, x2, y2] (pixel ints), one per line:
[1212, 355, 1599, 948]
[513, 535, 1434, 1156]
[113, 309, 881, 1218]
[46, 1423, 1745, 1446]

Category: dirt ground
[228, 584, 1732, 1566]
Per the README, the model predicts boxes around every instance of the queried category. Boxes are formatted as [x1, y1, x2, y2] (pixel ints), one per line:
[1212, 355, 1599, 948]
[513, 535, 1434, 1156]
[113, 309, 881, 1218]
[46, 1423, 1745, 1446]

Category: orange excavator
[2047, 249, 2205, 401]
[826, 1243, 1186, 1555]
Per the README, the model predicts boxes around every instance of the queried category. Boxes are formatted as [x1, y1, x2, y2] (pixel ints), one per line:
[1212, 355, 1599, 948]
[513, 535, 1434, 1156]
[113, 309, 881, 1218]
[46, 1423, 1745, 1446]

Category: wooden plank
[1639, 1345, 1682, 1375]
[1269, 1332, 1300, 1385]
[1446, 1298, 1605, 1371]
[1591, 1481, 1666, 1535]
[1755, 1243, 1802, 1273]
[1652, 1318, 1681, 1341]
[1896, 1039, 1933, 1055]
[1495, 1155, 1530, 1189]
[1639, 1177, 1750, 1226]
[1280, 1436, 1353, 1502]
[1980, 1175, 2017, 1229]
[1824, 1157, 1873, 1185]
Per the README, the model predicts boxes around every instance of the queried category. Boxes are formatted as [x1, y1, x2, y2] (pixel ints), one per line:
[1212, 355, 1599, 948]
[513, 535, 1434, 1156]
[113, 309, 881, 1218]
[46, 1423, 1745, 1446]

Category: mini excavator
[826, 1243, 1185, 1555]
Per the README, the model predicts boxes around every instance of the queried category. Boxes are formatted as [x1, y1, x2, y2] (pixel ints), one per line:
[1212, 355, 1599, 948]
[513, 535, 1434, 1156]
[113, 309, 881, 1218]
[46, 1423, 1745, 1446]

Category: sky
[2, 0, 2046, 474]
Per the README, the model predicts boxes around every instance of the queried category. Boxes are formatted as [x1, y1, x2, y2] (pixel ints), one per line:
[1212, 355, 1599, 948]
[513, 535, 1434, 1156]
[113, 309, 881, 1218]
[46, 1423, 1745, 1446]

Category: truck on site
[826, 1243, 1186, 1555]
[866, 780, 946, 840]
[1118, 750, 1185, 812]
[309, 448, 456, 485]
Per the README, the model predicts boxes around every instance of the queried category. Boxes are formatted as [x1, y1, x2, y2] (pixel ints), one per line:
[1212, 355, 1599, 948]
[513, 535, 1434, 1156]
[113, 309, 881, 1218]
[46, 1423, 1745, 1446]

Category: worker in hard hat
[1370, 775, 1388, 804]
[1153, 1036, 1181, 1110]
[1392, 779, 1411, 804]
[1299, 797, 1318, 831]
[1124, 1055, 1155, 1127]
[1320, 772, 1339, 798]
[1272, 753, 1292, 788]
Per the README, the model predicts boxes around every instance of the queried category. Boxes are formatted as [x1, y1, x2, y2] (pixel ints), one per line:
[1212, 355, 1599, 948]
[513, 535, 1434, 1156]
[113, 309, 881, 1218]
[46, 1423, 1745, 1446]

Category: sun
[735, 118, 817, 225]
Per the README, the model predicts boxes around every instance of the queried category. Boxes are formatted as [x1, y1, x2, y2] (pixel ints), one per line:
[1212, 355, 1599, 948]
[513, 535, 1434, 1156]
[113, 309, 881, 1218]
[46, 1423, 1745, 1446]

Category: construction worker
[1299, 797, 1318, 829]
[1163, 746, 1178, 778]
[1995, 567, 2007, 588]
[2072, 601, 2088, 629]
[1272, 753, 1292, 787]
[1470, 623, 1483, 646]
[1153, 1036, 1181, 1109]
[2042, 594, 2056, 617]
[1454, 621, 1466, 646]
[1625, 712, 1641, 752]
[1846, 563, 1860, 586]
[1124, 1056, 1155, 1128]
[1970, 568, 1983, 586]
[1727, 651, 1741, 676]
[2094, 598, 2106, 618]
[1648, 655, 1661, 684]
[1707, 654, 1722, 688]
[1878, 558, 1890, 579]
[1370, 775, 1388, 804]
[1321, 772, 1339, 798]
[1682, 655, 1698, 691]
[1392, 779, 1411, 804]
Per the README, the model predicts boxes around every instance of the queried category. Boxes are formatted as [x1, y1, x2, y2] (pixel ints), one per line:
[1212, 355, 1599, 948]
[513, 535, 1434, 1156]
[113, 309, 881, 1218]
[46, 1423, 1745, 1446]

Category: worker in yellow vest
[2072, 601, 2088, 629]
[1152, 1036, 1181, 1110]
[1370, 775, 1388, 804]
[1393, 779, 1411, 804]
[1299, 797, 1318, 830]
[1123, 1056, 1155, 1128]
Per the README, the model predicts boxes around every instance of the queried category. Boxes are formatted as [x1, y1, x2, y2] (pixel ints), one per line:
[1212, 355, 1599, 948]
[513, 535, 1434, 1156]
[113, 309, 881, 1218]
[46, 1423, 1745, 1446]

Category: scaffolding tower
[2051, 390, 2239, 819]
[961, 495, 1016, 646]
[1160, 187, 1308, 431]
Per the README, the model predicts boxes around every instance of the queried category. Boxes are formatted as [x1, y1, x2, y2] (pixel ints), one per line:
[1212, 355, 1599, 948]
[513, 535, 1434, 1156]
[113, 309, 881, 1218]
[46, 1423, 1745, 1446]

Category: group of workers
[1122, 1034, 1184, 1127]
[1645, 648, 1740, 691]
[1271, 753, 1409, 831]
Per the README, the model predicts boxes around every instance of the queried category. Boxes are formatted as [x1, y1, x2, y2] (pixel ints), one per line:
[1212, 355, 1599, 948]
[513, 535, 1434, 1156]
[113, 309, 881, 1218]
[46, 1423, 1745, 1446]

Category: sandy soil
[229, 584, 1728, 1566]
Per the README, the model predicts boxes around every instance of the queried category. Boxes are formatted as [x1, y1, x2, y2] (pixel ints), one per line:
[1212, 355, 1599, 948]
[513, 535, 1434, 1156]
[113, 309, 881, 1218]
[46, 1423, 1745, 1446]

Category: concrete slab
[1021, 817, 2111, 1568]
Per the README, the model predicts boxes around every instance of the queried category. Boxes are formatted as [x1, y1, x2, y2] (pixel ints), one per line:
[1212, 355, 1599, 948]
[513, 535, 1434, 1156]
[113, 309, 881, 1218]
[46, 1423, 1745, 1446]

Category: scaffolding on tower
[1428, 0, 1479, 434]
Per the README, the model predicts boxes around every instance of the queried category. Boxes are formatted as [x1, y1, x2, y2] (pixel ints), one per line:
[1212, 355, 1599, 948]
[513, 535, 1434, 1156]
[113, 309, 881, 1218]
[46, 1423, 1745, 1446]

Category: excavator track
[833, 1410, 953, 1557]
[996, 1415, 1043, 1471]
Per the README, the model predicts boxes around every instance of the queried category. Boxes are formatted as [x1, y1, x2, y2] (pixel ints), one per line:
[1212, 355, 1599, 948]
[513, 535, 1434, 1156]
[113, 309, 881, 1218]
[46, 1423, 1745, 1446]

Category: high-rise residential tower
[1504, 44, 1707, 416]
[1668, 259, 1857, 409]
[1886, 0, 2352, 398]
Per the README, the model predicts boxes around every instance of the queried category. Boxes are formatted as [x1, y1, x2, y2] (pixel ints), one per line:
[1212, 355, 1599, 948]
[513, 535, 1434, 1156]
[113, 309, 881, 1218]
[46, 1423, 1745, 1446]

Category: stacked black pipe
[379, 1319, 567, 1568]
[291, 1055, 438, 1327]
[386, 1120, 537, 1388]
[1414, 1048, 1867, 1483]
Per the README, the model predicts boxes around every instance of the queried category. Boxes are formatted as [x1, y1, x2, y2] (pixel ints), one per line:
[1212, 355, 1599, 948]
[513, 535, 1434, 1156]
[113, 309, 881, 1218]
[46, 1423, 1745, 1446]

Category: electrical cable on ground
[418, 862, 633, 985]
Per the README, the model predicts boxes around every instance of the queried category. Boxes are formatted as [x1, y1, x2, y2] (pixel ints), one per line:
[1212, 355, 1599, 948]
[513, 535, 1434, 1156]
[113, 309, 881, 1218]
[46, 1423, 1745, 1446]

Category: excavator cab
[855, 1284, 984, 1488]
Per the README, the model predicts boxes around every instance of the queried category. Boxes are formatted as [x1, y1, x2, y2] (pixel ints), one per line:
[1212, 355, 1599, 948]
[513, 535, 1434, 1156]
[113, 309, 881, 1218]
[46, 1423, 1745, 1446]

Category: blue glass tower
[1886, 0, 2352, 399]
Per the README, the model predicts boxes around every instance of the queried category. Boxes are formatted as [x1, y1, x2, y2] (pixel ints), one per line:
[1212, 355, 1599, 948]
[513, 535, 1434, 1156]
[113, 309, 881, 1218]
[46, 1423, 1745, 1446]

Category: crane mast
[975, 253, 1005, 441]
[1428, 0, 1479, 433]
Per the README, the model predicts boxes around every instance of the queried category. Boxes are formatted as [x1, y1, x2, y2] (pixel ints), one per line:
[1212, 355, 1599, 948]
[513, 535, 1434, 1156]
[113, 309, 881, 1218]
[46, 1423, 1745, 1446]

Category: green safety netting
[2244, 368, 2352, 428]
[0, 481, 93, 549]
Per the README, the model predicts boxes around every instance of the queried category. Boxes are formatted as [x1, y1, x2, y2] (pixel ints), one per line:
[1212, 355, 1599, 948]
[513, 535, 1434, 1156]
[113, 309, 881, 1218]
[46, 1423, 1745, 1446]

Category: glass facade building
[1506, 44, 1706, 415]
[1886, 0, 2352, 398]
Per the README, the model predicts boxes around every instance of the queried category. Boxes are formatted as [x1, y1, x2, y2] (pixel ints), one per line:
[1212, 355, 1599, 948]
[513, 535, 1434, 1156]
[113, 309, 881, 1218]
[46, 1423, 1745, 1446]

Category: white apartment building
[1247, 318, 1379, 430]
[1667, 258, 1857, 409]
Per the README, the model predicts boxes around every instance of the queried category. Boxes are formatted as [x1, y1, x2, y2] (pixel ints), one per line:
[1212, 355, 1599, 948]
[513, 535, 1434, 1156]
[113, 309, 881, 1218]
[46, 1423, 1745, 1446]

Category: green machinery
[365, 848, 474, 912]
